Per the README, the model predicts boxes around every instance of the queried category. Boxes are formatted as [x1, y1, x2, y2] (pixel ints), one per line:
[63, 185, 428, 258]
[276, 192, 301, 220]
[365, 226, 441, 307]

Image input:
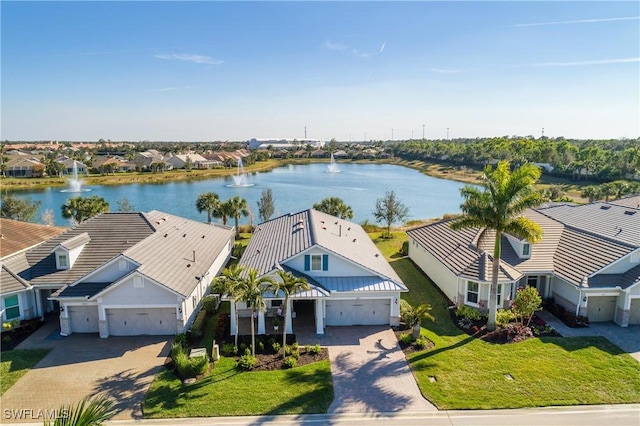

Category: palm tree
[236, 268, 275, 357]
[212, 264, 245, 347]
[44, 394, 115, 426]
[266, 270, 310, 358]
[195, 192, 221, 223]
[225, 196, 249, 238]
[61, 195, 109, 224]
[313, 197, 354, 219]
[449, 161, 544, 331]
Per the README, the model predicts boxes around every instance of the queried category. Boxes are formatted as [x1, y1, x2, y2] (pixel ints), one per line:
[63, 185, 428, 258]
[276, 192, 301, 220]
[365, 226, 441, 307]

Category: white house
[233, 209, 407, 336]
[407, 195, 640, 327]
[5, 212, 234, 337]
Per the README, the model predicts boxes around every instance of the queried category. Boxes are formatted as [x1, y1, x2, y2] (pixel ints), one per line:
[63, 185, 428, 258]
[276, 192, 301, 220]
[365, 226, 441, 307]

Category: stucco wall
[100, 274, 177, 306]
[285, 248, 376, 278]
[408, 238, 458, 302]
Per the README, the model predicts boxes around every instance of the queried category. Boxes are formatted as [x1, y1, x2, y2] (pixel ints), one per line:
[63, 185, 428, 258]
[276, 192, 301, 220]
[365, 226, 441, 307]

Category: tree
[212, 264, 245, 347]
[257, 188, 275, 223]
[512, 286, 542, 327]
[116, 197, 135, 212]
[0, 194, 41, 222]
[195, 192, 221, 223]
[266, 270, 310, 358]
[41, 209, 55, 226]
[225, 196, 249, 238]
[313, 197, 354, 220]
[581, 185, 602, 203]
[372, 190, 409, 237]
[449, 161, 544, 331]
[236, 268, 275, 357]
[61, 195, 110, 224]
[43, 394, 115, 426]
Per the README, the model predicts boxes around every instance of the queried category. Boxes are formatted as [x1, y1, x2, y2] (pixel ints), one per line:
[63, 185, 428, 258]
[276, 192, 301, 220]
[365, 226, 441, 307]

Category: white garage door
[68, 306, 99, 333]
[587, 296, 617, 322]
[106, 308, 176, 336]
[325, 299, 391, 326]
[629, 299, 640, 325]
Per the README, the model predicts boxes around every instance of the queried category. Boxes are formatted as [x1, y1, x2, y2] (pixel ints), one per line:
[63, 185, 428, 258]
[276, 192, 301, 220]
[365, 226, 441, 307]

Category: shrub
[257, 340, 265, 354]
[291, 349, 300, 360]
[239, 343, 247, 353]
[272, 342, 281, 353]
[399, 333, 414, 345]
[400, 241, 409, 256]
[190, 309, 208, 339]
[512, 286, 542, 326]
[285, 345, 292, 356]
[202, 296, 218, 314]
[304, 344, 311, 353]
[221, 343, 237, 356]
[311, 344, 321, 354]
[496, 309, 516, 327]
[171, 342, 184, 358]
[457, 317, 473, 330]
[174, 333, 188, 349]
[237, 354, 257, 371]
[292, 341, 300, 351]
[283, 357, 297, 369]
[172, 346, 209, 378]
[214, 312, 229, 341]
[415, 337, 429, 350]
[456, 305, 482, 321]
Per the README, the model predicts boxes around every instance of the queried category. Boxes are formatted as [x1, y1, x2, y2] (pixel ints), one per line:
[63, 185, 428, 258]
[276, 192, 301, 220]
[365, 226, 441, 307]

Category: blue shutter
[322, 254, 329, 271]
[304, 255, 310, 271]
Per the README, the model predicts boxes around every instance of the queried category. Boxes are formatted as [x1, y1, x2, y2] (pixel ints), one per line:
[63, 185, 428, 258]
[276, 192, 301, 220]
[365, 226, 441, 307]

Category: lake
[9, 163, 470, 226]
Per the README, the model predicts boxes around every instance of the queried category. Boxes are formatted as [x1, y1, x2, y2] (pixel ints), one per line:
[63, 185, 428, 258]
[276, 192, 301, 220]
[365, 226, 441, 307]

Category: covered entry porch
[233, 298, 324, 336]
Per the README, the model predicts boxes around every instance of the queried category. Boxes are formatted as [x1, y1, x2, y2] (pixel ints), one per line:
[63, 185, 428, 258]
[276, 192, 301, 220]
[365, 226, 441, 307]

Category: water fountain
[60, 160, 91, 192]
[226, 158, 255, 187]
[326, 153, 341, 173]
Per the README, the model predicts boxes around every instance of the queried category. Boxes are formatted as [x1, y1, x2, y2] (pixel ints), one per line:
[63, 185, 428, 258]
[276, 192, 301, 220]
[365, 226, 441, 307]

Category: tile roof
[0, 219, 66, 259]
[54, 232, 91, 251]
[240, 209, 404, 287]
[1, 262, 30, 295]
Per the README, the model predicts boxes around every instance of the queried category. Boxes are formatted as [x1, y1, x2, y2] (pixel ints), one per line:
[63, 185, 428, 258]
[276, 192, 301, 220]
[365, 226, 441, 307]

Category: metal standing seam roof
[239, 209, 404, 289]
[315, 276, 407, 292]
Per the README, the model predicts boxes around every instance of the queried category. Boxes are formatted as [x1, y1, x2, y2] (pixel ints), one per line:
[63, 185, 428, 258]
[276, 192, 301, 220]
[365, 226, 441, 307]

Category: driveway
[2, 319, 171, 423]
[318, 326, 436, 413]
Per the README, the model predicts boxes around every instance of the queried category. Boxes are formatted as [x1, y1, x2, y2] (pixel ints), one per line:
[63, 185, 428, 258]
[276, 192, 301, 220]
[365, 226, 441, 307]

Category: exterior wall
[285, 249, 376, 278]
[1, 291, 33, 322]
[549, 277, 580, 312]
[86, 257, 136, 283]
[598, 250, 640, 274]
[408, 239, 458, 302]
[100, 274, 177, 306]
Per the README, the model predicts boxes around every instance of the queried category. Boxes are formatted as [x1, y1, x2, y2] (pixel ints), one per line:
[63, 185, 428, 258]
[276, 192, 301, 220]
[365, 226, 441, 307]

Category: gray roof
[53, 232, 91, 251]
[56, 282, 111, 298]
[315, 276, 407, 292]
[608, 194, 640, 210]
[240, 209, 404, 289]
[1, 261, 30, 295]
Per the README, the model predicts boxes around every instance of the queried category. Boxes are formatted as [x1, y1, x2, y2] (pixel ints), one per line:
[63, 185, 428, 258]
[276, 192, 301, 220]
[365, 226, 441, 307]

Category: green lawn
[143, 357, 332, 417]
[381, 236, 640, 409]
[1, 349, 50, 395]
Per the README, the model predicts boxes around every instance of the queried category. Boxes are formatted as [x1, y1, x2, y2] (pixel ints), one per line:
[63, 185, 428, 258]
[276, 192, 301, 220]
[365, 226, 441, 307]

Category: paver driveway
[2, 321, 171, 423]
[321, 326, 436, 413]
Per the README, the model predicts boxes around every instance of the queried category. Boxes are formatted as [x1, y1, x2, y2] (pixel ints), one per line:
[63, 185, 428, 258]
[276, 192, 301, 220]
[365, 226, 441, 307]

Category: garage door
[68, 306, 99, 333]
[106, 308, 176, 336]
[325, 299, 390, 326]
[630, 299, 640, 325]
[587, 296, 617, 322]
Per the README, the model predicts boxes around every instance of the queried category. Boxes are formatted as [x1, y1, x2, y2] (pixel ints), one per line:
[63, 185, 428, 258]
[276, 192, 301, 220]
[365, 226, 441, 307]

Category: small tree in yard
[373, 190, 409, 238]
[257, 188, 275, 223]
[512, 286, 542, 327]
[400, 299, 435, 339]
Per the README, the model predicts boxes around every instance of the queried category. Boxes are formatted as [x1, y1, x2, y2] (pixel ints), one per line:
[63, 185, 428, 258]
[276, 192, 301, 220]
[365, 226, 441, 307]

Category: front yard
[0, 349, 50, 395]
[383, 233, 640, 409]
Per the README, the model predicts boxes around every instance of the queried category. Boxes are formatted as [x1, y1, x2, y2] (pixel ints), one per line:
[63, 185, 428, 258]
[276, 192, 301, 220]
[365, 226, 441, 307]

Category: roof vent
[183, 233, 186, 237]
[600, 205, 611, 210]
[353, 238, 356, 242]
[201, 235, 205, 238]
[624, 210, 636, 215]
[164, 233, 168, 238]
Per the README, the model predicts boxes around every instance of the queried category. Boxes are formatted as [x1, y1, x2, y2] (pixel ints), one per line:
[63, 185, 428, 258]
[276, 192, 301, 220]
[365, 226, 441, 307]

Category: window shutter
[304, 255, 310, 271]
[322, 254, 329, 271]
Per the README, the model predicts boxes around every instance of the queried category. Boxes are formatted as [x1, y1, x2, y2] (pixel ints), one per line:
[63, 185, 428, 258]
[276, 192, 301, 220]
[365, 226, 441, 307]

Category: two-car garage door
[106, 308, 176, 336]
[325, 299, 390, 326]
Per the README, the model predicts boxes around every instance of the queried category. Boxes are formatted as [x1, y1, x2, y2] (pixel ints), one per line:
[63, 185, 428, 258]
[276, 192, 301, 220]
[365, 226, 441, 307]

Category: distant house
[1, 219, 66, 322]
[57, 158, 88, 176]
[165, 153, 217, 169]
[5, 156, 44, 177]
[233, 209, 407, 335]
[3, 212, 234, 337]
[407, 195, 640, 327]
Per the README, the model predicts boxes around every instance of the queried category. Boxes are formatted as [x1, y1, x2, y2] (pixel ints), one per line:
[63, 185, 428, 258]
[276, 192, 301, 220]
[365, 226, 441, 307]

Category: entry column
[315, 299, 324, 335]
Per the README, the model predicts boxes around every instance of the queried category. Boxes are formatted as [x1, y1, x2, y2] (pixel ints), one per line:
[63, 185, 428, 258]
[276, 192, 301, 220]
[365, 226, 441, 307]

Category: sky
[1, 1, 639, 142]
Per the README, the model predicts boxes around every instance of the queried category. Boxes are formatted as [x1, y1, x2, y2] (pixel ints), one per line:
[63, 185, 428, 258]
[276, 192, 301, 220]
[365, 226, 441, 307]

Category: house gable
[97, 273, 180, 306]
[284, 246, 379, 279]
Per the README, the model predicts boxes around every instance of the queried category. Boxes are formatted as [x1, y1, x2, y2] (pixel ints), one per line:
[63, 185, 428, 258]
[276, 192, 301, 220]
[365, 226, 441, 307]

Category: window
[527, 276, 538, 288]
[4, 295, 20, 320]
[466, 281, 479, 305]
[311, 255, 322, 271]
[58, 254, 68, 268]
[522, 243, 530, 256]
[192, 296, 197, 309]
[496, 285, 502, 307]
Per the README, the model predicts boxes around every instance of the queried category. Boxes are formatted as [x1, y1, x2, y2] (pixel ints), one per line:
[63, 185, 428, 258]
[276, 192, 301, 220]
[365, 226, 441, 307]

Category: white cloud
[322, 40, 348, 50]
[154, 53, 223, 65]
[513, 16, 639, 27]
[523, 57, 640, 67]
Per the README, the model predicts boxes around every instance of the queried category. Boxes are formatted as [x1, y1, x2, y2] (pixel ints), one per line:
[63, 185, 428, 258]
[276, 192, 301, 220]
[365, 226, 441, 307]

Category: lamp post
[422, 124, 425, 140]
[391, 128, 394, 141]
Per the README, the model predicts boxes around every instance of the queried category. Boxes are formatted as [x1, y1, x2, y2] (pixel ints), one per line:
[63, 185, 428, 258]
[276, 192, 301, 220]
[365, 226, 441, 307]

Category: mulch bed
[1, 319, 45, 352]
[393, 324, 435, 355]
[451, 311, 562, 344]
[243, 347, 329, 371]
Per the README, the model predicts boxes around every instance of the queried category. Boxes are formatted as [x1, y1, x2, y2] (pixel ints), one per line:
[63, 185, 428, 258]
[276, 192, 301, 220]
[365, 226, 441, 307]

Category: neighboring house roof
[608, 194, 640, 210]
[240, 209, 404, 287]
[0, 219, 66, 259]
[1, 262, 31, 294]
[408, 197, 640, 289]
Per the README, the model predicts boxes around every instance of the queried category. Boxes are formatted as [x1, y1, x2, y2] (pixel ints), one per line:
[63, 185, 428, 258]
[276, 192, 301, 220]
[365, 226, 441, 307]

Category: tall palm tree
[212, 264, 245, 347]
[313, 197, 354, 219]
[195, 192, 221, 223]
[225, 196, 249, 238]
[266, 270, 310, 358]
[449, 161, 544, 330]
[61, 195, 109, 224]
[236, 268, 275, 357]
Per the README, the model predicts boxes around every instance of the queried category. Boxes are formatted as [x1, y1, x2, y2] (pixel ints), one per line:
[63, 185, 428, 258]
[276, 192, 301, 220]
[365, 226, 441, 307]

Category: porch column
[35, 289, 43, 319]
[257, 310, 266, 335]
[315, 299, 324, 335]
[59, 304, 70, 336]
[615, 292, 631, 327]
[98, 303, 108, 339]
[285, 299, 293, 334]
[230, 301, 237, 336]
